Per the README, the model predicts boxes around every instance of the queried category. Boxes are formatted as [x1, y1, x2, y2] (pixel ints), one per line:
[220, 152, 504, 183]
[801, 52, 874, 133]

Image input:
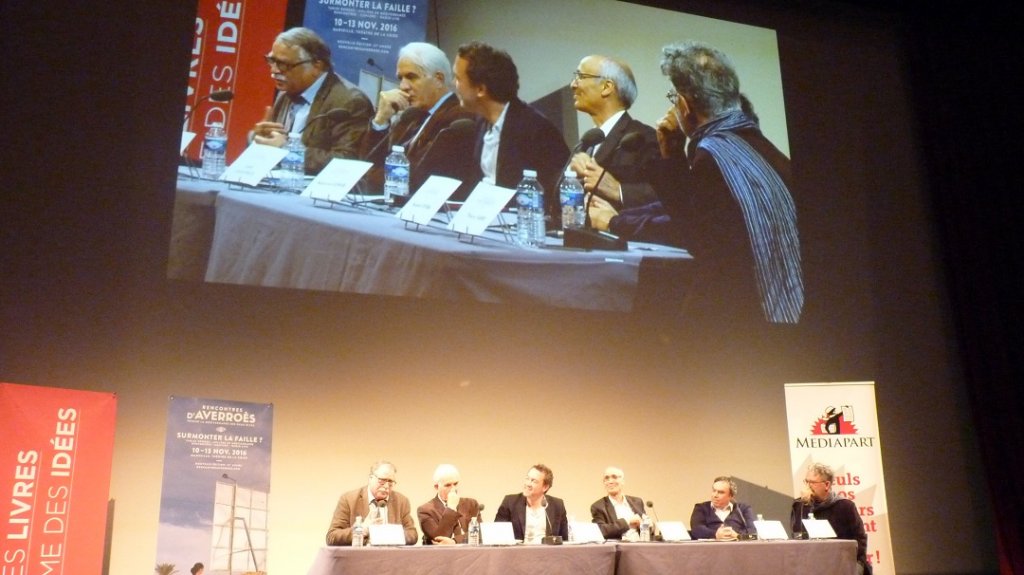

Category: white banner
[785, 381, 893, 575]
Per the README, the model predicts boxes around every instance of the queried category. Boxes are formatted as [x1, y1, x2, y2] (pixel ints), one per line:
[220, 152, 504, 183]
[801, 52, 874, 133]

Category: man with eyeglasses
[494, 463, 569, 544]
[568, 56, 659, 211]
[791, 462, 872, 574]
[452, 42, 569, 223]
[325, 460, 418, 545]
[358, 42, 479, 199]
[417, 463, 481, 544]
[588, 41, 803, 324]
[589, 466, 647, 540]
[252, 27, 372, 174]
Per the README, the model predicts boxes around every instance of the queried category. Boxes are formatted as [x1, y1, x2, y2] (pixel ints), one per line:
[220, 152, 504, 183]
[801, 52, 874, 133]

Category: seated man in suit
[589, 466, 647, 540]
[325, 460, 418, 546]
[568, 55, 660, 211]
[689, 476, 757, 540]
[452, 42, 569, 222]
[494, 463, 569, 544]
[417, 463, 481, 545]
[252, 27, 372, 174]
[360, 42, 479, 198]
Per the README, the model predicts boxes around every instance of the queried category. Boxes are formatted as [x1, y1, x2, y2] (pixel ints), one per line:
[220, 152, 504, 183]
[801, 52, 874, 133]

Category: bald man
[589, 466, 647, 539]
[417, 464, 481, 544]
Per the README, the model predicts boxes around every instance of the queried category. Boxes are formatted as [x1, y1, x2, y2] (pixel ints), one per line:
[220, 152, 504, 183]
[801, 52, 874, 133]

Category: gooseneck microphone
[300, 108, 351, 133]
[183, 90, 235, 129]
[414, 117, 476, 173]
[559, 128, 606, 180]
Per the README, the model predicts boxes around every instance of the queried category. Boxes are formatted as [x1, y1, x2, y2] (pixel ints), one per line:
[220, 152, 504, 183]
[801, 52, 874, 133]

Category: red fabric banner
[0, 382, 118, 575]
[183, 0, 287, 163]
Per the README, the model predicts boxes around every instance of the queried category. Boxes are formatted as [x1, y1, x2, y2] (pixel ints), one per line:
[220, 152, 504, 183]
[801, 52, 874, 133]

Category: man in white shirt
[589, 466, 648, 539]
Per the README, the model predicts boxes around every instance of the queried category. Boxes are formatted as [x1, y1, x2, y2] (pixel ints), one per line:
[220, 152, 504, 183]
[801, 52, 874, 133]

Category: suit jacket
[417, 496, 481, 544]
[325, 487, 418, 546]
[360, 93, 479, 198]
[591, 112, 660, 209]
[268, 72, 373, 174]
[474, 98, 569, 219]
[589, 494, 646, 539]
[494, 493, 569, 541]
[689, 500, 757, 539]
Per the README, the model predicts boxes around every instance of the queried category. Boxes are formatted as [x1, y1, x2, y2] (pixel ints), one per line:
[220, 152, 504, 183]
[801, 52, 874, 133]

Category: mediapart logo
[811, 405, 858, 435]
[796, 404, 874, 448]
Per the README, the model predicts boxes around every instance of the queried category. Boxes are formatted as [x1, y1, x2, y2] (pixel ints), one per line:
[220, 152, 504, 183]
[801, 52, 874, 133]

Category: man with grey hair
[252, 27, 372, 174]
[325, 460, 418, 545]
[689, 475, 757, 540]
[360, 42, 478, 197]
[589, 41, 803, 324]
[568, 55, 659, 210]
[792, 462, 872, 574]
[417, 464, 481, 544]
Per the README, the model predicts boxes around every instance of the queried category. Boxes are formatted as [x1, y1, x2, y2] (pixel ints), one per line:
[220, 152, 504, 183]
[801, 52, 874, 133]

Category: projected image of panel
[169, 0, 799, 323]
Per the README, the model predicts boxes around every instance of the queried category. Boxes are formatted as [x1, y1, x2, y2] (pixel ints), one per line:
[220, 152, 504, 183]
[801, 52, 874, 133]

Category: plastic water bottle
[201, 122, 227, 179]
[281, 132, 305, 192]
[757, 514, 764, 522]
[352, 516, 365, 547]
[639, 514, 651, 542]
[468, 516, 480, 546]
[384, 145, 410, 202]
[567, 515, 576, 543]
[559, 169, 585, 230]
[515, 169, 545, 247]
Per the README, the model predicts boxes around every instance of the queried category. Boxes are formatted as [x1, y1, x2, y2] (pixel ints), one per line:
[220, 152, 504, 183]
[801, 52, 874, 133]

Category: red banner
[183, 0, 287, 163]
[1, 382, 118, 575]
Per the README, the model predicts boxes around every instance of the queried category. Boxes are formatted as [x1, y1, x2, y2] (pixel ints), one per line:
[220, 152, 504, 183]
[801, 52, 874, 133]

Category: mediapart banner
[156, 396, 273, 575]
[785, 381, 894, 575]
[0, 382, 118, 575]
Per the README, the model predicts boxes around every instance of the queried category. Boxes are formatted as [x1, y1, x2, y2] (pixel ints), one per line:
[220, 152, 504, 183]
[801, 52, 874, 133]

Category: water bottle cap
[210, 122, 223, 128]
[391, 145, 405, 152]
[288, 132, 301, 138]
[564, 169, 576, 177]
[522, 169, 537, 178]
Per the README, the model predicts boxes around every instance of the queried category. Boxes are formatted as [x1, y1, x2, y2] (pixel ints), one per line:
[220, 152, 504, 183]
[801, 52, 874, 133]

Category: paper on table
[180, 131, 196, 155]
[304, 158, 373, 202]
[221, 143, 288, 187]
[396, 175, 462, 225]
[447, 181, 516, 237]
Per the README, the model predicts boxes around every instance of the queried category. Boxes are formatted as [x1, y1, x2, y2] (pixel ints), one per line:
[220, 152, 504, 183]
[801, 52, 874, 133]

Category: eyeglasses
[666, 90, 681, 104]
[265, 55, 312, 73]
[572, 71, 604, 82]
[373, 475, 397, 486]
[803, 479, 827, 485]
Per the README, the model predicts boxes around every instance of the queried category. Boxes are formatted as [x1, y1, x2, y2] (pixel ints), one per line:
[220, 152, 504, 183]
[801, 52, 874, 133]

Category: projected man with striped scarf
[589, 41, 803, 324]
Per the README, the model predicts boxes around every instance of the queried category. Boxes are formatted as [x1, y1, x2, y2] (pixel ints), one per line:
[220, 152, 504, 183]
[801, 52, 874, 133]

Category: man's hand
[446, 490, 460, 511]
[627, 513, 642, 529]
[587, 194, 619, 232]
[432, 536, 457, 545]
[655, 106, 684, 159]
[716, 526, 738, 541]
[253, 105, 287, 147]
[374, 89, 411, 125]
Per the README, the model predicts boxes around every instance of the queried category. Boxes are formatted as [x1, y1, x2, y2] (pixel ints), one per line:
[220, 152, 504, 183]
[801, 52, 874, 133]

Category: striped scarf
[691, 111, 804, 323]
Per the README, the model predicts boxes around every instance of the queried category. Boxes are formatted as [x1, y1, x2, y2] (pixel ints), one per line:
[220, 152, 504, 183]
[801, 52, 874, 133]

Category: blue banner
[303, 0, 429, 99]
[156, 396, 274, 575]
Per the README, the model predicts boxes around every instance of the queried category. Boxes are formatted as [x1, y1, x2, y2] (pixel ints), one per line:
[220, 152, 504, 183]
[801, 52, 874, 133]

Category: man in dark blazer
[453, 42, 569, 220]
[417, 464, 481, 544]
[325, 460, 418, 546]
[689, 476, 757, 539]
[252, 27, 372, 174]
[360, 42, 479, 198]
[589, 466, 647, 539]
[569, 55, 660, 211]
[494, 463, 569, 543]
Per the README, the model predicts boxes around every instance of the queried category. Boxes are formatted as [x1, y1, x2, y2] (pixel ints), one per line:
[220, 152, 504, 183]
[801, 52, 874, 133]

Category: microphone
[366, 58, 385, 74]
[364, 107, 430, 162]
[477, 503, 485, 522]
[645, 500, 661, 541]
[300, 108, 350, 133]
[559, 128, 606, 180]
[414, 118, 476, 173]
[182, 90, 234, 130]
